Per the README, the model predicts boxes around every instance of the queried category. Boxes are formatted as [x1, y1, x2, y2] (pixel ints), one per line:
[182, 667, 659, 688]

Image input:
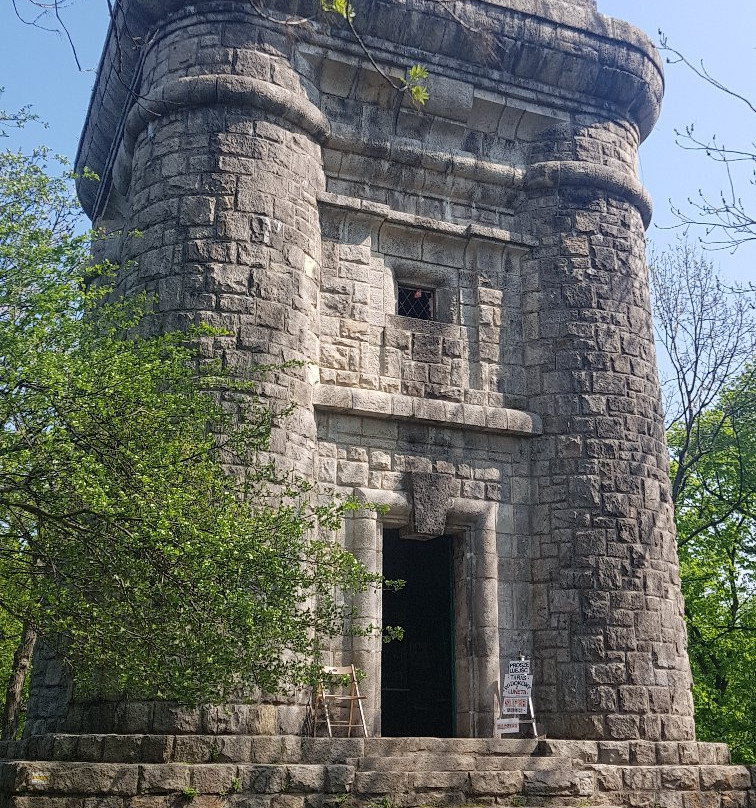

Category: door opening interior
[381, 529, 455, 737]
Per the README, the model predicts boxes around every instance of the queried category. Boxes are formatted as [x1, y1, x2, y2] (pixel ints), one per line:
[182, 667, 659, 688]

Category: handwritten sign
[495, 717, 520, 734]
[497, 659, 537, 737]
[502, 686, 530, 698]
[504, 674, 533, 687]
[502, 697, 528, 714]
[502, 673, 533, 699]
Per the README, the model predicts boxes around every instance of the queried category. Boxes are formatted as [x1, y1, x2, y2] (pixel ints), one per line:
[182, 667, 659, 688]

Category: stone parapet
[76, 0, 663, 218]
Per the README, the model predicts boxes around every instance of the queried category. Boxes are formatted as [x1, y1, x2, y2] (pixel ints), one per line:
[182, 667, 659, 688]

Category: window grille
[397, 286, 434, 320]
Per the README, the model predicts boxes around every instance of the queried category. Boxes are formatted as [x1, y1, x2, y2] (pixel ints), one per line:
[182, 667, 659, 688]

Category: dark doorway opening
[381, 529, 455, 737]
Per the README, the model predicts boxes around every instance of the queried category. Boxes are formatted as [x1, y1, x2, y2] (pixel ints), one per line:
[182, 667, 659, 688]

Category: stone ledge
[325, 131, 527, 191]
[318, 191, 536, 249]
[538, 739, 733, 767]
[313, 385, 542, 436]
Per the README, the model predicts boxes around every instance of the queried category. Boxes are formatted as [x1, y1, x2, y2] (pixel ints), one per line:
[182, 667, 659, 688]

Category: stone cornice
[318, 191, 537, 249]
[76, 0, 663, 219]
[108, 75, 330, 200]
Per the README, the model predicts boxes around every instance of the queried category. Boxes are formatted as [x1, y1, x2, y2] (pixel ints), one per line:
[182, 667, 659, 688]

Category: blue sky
[0, 0, 754, 285]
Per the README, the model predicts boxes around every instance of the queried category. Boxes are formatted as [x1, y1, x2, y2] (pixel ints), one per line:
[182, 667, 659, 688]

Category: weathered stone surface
[2, 737, 756, 808]
[138, 764, 191, 794]
[19, 0, 693, 751]
[522, 769, 594, 797]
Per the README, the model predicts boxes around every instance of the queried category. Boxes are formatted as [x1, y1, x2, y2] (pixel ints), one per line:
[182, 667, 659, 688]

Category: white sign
[509, 659, 531, 675]
[502, 673, 533, 699]
[30, 772, 50, 787]
[502, 697, 528, 714]
[503, 673, 533, 687]
[495, 717, 520, 734]
[502, 686, 531, 698]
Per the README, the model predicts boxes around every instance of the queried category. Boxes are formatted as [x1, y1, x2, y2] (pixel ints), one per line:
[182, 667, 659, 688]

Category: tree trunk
[1, 622, 37, 741]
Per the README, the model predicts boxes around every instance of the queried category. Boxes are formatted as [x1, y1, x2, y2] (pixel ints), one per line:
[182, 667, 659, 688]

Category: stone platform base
[1, 736, 754, 808]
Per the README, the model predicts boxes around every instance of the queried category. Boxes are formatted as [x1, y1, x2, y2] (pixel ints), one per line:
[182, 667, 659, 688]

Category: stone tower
[28, 0, 692, 743]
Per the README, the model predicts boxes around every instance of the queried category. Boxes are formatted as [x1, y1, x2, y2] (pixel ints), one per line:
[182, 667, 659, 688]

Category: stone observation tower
[20, 0, 696, 743]
[8, 3, 756, 807]
[33, 0, 692, 745]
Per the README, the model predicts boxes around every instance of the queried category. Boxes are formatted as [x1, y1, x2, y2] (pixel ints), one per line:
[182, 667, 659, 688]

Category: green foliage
[670, 369, 756, 762]
[381, 625, 404, 644]
[0, 148, 382, 706]
[404, 65, 430, 106]
[320, 0, 355, 21]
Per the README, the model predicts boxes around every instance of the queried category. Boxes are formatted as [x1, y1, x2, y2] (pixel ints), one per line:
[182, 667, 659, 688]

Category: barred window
[397, 286, 434, 320]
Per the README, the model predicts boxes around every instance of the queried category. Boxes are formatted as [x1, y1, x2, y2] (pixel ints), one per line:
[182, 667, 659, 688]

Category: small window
[397, 286, 434, 320]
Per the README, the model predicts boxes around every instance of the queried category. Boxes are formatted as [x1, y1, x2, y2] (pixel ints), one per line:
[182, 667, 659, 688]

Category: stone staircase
[0, 735, 753, 808]
[351, 738, 586, 806]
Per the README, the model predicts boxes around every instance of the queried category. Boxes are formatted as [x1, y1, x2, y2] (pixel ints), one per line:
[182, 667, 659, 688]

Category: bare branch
[656, 34, 756, 250]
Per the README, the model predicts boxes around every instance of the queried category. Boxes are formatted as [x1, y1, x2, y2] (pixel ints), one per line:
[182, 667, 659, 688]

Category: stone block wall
[23, 0, 698, 743]
[2, 736, 755, 808]
[317, 202, 530, 408]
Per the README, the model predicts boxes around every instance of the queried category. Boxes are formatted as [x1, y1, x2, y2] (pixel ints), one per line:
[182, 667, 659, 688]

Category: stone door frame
[347, 490, 500, 738]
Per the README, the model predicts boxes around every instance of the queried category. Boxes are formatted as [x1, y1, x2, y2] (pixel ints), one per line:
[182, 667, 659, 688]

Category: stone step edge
[1, 760, 754, 807]
[355, 755, 576, 772]
[3, 735, 730, 763]
[0, 735, 549, 765]
[3, 761, 752, 789]
[0, 735, 735, 770]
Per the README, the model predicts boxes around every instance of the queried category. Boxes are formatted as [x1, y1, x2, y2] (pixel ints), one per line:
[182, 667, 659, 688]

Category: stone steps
[0, 734, 549, 767]
[355, 754, 573, 772]
[362, 738, 540, 756]
[0, 736, 753, 808]
[352, 768, 593, 798]
[0, 759, 354, 797]
[0, 734, 366, 765]
[589, 762, 754, 794]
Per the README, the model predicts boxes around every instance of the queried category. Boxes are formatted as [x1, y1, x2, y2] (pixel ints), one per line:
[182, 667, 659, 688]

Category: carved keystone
[405, 472, 456, 538]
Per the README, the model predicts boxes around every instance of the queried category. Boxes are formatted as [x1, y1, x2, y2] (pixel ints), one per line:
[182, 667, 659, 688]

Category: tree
[669, 373, 756, 762]
[0, 146, 381, 736]
[659, 36, 756, 252]
[650, 241, 756, 507]
[651, 242, 756, 761]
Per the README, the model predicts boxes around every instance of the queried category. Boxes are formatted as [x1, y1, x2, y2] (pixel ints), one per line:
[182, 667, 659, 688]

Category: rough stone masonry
[23, 0, 693, 745]
[7, 2, 756, 808]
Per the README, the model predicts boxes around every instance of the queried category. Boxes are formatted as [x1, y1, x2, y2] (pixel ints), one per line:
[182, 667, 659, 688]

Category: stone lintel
[312, 385, 542, 436]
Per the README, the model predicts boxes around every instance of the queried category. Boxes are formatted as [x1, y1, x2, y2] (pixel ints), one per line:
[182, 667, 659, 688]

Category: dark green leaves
[671, 369, 756, 762]
[0, 149, 381, 706]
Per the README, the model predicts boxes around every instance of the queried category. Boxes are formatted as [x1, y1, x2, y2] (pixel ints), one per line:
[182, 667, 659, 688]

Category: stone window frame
[387, 260, 458, 327]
